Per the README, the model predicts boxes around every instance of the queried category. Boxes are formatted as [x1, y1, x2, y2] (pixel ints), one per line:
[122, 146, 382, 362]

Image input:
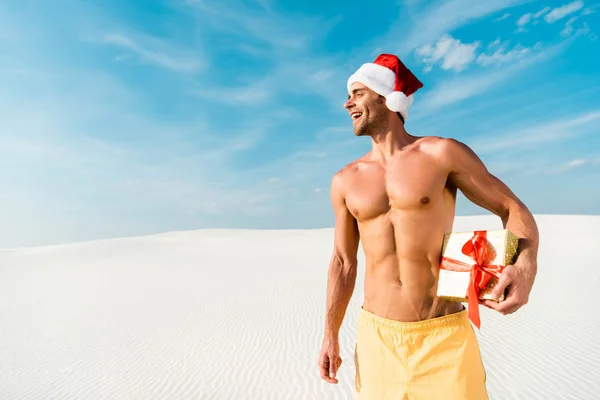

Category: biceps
[452, 169, 520, 217]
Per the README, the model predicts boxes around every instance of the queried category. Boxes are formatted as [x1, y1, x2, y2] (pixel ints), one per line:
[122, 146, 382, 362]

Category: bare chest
[345, 156, 450, 221]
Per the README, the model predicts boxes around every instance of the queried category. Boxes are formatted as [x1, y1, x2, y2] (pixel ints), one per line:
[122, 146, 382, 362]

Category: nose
[344, 97, 354, 110]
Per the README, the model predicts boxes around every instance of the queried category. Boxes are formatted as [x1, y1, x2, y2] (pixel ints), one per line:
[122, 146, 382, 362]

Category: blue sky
[1, 0, 599, 248]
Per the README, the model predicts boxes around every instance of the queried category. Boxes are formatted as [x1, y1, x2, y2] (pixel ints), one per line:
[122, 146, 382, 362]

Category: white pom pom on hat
[347, 53, 423, 121]
[385, 90, 412, 114]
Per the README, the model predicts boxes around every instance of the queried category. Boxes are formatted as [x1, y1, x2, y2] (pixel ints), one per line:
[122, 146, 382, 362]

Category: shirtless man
[318, 54, 539, 399]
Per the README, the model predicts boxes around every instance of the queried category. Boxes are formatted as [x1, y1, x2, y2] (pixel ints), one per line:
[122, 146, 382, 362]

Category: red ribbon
[440, 231, 504, 329]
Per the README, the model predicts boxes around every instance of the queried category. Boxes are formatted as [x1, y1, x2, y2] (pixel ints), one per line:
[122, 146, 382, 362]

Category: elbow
[340, 258, 358, 274]
[503, 199, 538, 231]
[342, 259, 358, 274]
[332, 252, 357, 274]
[508, 198, 532, 218]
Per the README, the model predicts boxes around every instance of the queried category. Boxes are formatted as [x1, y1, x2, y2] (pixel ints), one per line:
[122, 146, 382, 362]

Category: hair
[396, 112, 405, 125]
[377, 95, 405, 124]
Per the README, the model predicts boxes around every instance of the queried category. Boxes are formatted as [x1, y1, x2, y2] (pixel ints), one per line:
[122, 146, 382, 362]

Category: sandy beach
[1, 214, 599, 399]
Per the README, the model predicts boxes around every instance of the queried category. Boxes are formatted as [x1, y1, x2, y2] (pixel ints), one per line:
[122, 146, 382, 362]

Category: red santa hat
[347, 53, 423, 121]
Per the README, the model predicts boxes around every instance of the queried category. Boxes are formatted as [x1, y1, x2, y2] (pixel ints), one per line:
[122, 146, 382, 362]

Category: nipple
[420, 196, 430, 205]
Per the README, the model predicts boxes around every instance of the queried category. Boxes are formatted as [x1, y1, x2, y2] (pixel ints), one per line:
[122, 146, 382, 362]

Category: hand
[318, 338, 342, 384]
[482, 261, 536, 315]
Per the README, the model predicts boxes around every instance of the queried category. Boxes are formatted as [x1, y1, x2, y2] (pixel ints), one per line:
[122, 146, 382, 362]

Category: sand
[1, 214, 599, 399]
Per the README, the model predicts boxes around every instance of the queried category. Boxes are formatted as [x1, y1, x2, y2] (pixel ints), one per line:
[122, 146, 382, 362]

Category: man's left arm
[441, 138, 539, 315]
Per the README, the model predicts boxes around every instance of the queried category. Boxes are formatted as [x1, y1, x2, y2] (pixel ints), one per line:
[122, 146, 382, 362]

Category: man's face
[344, 82, 388, 136]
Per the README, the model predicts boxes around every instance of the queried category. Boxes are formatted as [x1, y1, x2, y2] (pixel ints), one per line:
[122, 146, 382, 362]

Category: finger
[497, 290, 527, 313]
[329, 357, 338, 379]
[482, 299, 505, 311]
[320, 358, 338, 384]
[490, 269, 513, 301]
[320, 359, 330, 380]
[483, 283, 512, 308]
[502, 303, 522, 315]
[489, 297, 519, 314]
[482, 299, 500, 310]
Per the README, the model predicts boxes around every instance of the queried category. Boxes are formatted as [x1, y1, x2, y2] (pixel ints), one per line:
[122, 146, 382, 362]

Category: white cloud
[2, 0, 598, 247]
[495, 13, 511, 21]
[99, 33, 203, 73]
[488, 38, 502, 48]
[549, 159, 587, 174]
[0, 0, 359, 247]
[380, 0, 530, 55]
[253, 0, 273, 12]
[179, 0, 346, 110]
[0, 14, 280, 248]
[513, 1, 594, 39]
[417, 40, 568, 111]
[476, 42, 536, 66]
[471, 110, 600, 154]
[182, 0, 339, 52]
[534, 7, 552, 19]
[561, 16, 579, 36]
[581, 5, 600, 15]
[545, 1, 585, 23]
[515, 5, 561, 31]
[192, 79, 273, 106]
[517, 13, 532, 27]
[415, 34, 480, 72]
[561, 17, 593, 39]
[418, 71, 506, 110]
[567, 159, 586, 168]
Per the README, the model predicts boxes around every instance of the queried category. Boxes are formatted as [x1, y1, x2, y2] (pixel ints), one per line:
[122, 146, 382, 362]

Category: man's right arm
[323, 171, 360, 340]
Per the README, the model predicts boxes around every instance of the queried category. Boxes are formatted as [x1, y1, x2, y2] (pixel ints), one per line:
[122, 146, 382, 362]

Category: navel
[420, 196, 430, 205]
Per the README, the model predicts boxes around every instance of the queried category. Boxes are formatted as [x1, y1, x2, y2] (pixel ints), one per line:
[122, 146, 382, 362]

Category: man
[318, 54, 539, 399]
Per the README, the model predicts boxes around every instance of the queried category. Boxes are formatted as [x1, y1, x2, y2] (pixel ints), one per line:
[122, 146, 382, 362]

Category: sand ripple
[1, 216, 599, 399]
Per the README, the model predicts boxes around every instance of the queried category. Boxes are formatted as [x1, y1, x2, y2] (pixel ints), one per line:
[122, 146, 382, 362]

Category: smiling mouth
[351, 112, 363, 122]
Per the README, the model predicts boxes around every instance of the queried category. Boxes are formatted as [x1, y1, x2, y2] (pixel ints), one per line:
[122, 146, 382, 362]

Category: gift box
[436, 229, 519, 328]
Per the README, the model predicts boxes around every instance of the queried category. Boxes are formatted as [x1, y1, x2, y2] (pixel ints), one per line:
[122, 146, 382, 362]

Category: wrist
[323, 330, 339, 342]
[513, 257, 538, 286]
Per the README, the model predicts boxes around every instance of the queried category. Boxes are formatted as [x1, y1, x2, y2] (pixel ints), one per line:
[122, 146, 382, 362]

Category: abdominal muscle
[358, 208, 464, 322]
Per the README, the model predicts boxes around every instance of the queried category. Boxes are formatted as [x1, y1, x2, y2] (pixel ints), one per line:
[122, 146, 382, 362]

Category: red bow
[440, 231, 505, 329]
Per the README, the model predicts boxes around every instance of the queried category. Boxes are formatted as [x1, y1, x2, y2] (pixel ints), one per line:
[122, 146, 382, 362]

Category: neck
[370, 121, 416, 163]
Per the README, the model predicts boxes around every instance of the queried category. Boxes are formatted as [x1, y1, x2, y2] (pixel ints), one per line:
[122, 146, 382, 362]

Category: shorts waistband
[358, 306, 469, 334]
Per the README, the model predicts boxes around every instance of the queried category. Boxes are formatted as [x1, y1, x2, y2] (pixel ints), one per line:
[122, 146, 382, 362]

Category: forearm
[503, 201, 539, 281]
[324, 257, 357, 340]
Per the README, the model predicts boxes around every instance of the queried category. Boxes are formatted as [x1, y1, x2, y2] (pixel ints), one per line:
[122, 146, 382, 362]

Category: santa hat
[347, 53, 423, 121]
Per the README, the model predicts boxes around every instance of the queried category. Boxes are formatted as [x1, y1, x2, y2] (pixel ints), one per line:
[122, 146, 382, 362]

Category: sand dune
[1, 214, 599, 399]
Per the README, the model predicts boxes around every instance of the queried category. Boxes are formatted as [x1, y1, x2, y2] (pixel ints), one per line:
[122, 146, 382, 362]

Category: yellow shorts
[354, 307, 488, 400]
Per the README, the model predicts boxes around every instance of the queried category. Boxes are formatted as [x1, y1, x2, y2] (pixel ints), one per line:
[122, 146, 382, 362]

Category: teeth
[351, 112, 362, 120]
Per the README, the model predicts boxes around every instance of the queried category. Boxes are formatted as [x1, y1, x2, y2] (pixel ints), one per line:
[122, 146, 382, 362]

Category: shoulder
[418, 136, 482, 167]
[330, 166, 351, 208]
[330, 154, 369, 198]
[330, 163, 355, 193]
[332, 153, 370, 183]
[438, 137, 475, 154]
[416, 136, 470, 153]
